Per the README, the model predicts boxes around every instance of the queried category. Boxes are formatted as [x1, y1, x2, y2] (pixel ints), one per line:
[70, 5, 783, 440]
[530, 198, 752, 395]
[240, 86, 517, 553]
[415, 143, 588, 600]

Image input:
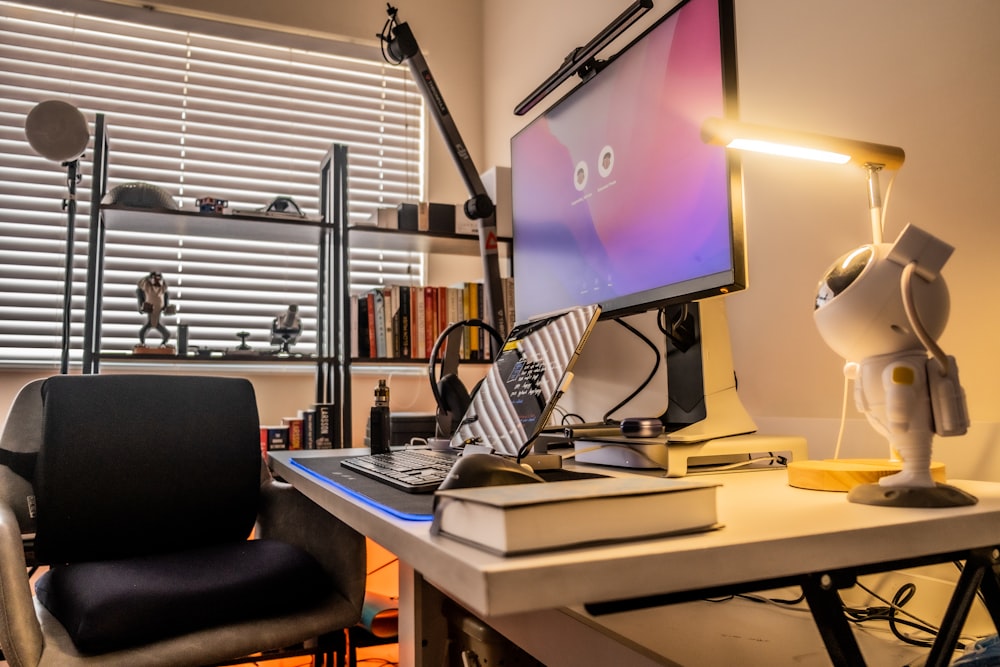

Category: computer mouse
[438, 453, 544, 490]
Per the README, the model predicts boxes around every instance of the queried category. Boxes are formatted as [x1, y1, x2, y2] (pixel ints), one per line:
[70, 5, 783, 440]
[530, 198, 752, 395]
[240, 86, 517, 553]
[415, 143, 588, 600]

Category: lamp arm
[380, 6, 507, 340]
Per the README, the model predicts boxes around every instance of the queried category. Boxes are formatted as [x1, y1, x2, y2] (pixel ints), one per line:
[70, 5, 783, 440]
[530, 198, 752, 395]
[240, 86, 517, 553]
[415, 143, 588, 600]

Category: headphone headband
[427, 318, 503, 406]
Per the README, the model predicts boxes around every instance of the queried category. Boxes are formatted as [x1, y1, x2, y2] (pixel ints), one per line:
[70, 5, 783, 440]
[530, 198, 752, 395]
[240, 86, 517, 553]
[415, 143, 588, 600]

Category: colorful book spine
[313, 403, 336, 449]
[397, 284, 411, 359]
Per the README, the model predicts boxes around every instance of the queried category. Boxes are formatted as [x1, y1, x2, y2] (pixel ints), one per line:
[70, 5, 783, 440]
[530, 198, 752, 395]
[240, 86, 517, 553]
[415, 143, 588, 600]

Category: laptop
[341, 303, 601, 492]
[449, 302, 600, 456]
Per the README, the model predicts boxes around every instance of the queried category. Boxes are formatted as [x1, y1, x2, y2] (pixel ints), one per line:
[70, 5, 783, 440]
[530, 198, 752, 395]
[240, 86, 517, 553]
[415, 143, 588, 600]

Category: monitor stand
[658, 297, 756, 443]
[574, 298, 806, 474]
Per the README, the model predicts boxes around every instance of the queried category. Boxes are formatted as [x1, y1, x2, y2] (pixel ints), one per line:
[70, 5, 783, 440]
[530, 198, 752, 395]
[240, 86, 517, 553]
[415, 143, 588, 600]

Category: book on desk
[431, 476, 720, 556]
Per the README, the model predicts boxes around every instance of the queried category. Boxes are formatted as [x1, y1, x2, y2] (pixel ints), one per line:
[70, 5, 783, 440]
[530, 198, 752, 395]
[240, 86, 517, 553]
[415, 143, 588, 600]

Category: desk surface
[270, 449, 1000, 619]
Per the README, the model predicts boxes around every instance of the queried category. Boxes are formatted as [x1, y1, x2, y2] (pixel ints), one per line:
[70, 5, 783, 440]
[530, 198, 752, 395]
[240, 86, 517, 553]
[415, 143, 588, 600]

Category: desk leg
[801, 573, 867, 667]
[398, 561, 448, 667]
[925, 548, 1000, 667]
[977, 549, 1000, 629]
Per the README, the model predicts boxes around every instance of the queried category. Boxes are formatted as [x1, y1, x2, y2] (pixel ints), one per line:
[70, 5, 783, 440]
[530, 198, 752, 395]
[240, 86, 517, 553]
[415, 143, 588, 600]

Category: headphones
[428, 318, 504, 437]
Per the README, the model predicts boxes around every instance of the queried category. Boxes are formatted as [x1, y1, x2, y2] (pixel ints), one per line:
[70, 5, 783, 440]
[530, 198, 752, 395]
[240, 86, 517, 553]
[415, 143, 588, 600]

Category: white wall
[482, 0, 1000, 479]
[4, 0, 998, 473]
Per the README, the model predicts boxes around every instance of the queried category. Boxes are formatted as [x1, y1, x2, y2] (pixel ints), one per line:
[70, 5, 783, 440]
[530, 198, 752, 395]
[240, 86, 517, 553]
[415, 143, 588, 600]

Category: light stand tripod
[57, 158, 82, 374]
[25, 100, 90, 374]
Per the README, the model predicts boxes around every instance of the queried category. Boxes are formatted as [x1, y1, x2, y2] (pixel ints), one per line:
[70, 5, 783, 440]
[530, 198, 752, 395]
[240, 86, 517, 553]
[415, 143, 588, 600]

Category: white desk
[269, 450, 1000, 666]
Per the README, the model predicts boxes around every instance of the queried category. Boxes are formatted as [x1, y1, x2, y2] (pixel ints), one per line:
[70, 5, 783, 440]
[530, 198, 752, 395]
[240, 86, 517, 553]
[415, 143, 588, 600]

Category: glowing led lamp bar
[701, 117, 904, 170]
[725, 138, 850, 164]
[701, 117, 906, 244]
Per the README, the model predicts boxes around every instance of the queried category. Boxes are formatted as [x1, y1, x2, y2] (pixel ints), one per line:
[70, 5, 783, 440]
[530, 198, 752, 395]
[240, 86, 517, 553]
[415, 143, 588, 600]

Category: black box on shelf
[426, 202, 455, 234]
[397, 202, 456, 234]
[397, 203, 419, 231]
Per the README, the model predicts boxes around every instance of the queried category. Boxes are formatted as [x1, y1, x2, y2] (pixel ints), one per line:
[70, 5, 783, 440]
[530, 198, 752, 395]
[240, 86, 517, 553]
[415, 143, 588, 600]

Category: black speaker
[428, 319, 504, 438]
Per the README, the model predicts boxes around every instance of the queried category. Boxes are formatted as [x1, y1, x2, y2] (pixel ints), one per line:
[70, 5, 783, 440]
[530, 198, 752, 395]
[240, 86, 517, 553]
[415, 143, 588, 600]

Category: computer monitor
[510, 0, 755, 458]
[511, 0, 743, 320]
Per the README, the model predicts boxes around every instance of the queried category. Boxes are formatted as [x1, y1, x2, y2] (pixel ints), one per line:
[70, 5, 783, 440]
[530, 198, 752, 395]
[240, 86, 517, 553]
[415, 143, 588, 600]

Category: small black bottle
[369, 379, 391, 454]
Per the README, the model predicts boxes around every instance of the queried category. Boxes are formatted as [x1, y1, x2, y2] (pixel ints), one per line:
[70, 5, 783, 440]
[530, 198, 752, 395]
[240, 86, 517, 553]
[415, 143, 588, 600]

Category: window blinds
[0, 0, 425, 364]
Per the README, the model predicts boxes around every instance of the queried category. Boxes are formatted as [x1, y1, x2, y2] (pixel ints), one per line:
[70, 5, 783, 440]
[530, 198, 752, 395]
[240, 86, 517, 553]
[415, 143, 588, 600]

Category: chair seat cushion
[35, 539, 333, 655]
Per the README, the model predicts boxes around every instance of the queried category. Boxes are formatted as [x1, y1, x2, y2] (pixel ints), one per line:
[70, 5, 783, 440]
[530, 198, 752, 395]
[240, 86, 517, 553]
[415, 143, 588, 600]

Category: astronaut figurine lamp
[813, 223, 974, 507]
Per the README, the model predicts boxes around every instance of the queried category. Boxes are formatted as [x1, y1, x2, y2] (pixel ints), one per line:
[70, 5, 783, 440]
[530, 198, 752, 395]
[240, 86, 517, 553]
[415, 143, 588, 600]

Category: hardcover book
[313, 403, 336, 449]
[431, 476, 720, 555]
[373, 289, 387, 358]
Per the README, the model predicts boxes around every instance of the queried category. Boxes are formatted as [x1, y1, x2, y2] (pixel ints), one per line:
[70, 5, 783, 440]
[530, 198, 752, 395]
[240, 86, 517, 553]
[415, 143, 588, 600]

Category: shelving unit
[322, 145, 511, 447]
[81, 114, 343, 405]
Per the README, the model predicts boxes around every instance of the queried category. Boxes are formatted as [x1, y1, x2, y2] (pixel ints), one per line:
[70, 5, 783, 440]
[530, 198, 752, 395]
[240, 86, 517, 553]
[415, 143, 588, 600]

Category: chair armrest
[0, 503, 42, 667]
[257, 476, 366, 615]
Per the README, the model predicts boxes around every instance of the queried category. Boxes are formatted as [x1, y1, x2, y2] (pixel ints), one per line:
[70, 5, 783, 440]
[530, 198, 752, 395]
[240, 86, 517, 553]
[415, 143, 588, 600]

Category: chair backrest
[33, 375, 262, 564]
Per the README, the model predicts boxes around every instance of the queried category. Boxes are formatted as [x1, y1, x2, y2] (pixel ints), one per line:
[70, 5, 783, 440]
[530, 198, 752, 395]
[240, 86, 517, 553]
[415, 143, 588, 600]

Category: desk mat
[289, 456, 435, 521]
[288, 455, 609, 523]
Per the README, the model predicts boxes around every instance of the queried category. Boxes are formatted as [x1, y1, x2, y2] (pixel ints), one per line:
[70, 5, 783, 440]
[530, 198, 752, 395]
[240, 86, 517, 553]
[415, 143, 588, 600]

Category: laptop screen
[450, 303, 601, 456]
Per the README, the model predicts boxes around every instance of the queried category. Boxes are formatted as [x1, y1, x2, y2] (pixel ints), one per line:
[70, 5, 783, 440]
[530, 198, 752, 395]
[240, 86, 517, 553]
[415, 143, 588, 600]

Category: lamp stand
[865, 163, 885, 244]
[787, 459, 977, 506]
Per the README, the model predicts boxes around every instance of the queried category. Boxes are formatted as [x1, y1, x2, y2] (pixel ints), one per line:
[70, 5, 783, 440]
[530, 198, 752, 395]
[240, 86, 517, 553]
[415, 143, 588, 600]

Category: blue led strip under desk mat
[289, 456, 435, 521]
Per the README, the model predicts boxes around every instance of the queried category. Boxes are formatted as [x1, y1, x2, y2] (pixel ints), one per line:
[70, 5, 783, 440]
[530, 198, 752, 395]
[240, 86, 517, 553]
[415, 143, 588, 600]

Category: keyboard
[340, 449, 457, 493]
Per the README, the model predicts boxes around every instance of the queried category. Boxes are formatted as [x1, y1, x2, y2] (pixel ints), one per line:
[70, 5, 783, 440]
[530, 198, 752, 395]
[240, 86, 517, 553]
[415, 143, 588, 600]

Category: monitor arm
[379, 5, 508, 340]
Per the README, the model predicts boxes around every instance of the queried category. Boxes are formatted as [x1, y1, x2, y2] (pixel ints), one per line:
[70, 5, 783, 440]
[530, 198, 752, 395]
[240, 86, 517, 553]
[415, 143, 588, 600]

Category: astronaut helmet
[813, 241, 950, 362]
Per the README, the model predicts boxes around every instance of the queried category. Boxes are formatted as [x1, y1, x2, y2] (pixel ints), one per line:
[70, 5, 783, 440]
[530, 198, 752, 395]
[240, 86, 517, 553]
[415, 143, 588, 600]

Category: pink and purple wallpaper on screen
[512, 0, 732, 319]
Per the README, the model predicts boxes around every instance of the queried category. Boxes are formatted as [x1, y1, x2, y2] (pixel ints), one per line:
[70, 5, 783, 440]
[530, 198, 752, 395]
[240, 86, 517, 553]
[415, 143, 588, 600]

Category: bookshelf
[323, 145, 512, 447]
[81, 115, 340, 407]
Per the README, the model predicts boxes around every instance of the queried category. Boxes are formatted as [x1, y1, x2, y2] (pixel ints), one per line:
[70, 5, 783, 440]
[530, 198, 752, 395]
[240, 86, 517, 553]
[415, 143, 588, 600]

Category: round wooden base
[787, 458, 947, 492]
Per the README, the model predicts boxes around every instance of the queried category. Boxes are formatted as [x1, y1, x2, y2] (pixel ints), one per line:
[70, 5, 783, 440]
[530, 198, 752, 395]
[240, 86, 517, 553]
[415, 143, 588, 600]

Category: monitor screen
[511, 0, 744, 320]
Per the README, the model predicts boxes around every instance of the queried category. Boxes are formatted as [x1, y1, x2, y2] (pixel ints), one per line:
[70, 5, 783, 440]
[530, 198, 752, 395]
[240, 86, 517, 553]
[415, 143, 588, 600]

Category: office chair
[0, 374, 366, 667]
[0, 379, 43, 572]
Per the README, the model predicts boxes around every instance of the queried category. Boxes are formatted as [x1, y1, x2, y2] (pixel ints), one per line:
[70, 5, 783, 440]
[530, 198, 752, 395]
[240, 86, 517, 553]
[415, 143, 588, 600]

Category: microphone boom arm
[382, 6, 508, 340]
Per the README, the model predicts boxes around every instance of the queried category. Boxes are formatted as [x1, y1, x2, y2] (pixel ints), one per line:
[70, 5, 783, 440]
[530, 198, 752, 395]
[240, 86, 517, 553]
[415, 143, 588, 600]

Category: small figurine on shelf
[228, 330, 258, 357]
[271, 304, 302, 357]
[195, 196, 228, 214]
[134, 271, 177, 354]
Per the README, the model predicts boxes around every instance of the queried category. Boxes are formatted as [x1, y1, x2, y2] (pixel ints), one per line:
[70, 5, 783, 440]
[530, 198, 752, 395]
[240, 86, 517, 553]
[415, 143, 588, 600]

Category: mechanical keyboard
[340, 449, 458, 493]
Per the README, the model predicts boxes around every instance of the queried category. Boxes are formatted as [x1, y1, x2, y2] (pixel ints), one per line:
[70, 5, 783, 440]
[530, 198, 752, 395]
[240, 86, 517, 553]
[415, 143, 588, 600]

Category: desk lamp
[701, 117, 904, 245]
[701, 118, 974, 507]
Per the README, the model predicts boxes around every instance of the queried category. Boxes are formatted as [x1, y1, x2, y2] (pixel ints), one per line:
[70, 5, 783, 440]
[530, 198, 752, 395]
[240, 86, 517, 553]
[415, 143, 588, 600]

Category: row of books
[261, 402, 338, 453]
[349, 278, 514, 361]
